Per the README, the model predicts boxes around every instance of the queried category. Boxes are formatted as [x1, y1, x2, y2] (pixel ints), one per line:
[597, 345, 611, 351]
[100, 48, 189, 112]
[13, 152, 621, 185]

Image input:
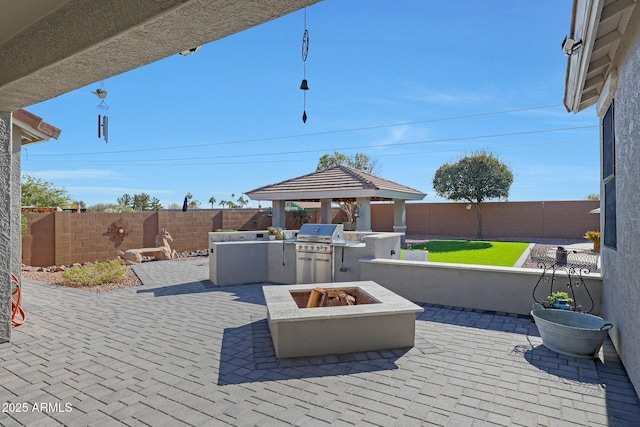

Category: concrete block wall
[373, 200, 599, 239]
[23, 201, 600, 267]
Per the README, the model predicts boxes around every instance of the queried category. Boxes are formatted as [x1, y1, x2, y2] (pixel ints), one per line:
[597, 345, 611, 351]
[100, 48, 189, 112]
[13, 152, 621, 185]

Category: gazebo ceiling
[246, 165, 427, 202]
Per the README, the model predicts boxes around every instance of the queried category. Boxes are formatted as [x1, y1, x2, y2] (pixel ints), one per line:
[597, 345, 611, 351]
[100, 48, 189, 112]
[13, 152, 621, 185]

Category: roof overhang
[564, 0, 637, 113]
[13, 109, 61, 146]
[0, 0, 321, 111]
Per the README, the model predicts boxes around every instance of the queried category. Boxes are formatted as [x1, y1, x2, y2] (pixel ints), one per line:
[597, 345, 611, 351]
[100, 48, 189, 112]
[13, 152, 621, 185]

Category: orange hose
[11, 273, 26, 327]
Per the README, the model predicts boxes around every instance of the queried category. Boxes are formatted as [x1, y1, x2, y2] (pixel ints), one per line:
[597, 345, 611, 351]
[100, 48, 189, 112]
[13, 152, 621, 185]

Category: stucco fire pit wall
[263, 281, 424, 358]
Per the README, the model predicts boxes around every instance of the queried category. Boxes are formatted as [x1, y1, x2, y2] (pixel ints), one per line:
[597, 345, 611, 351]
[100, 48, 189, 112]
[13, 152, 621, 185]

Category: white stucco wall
[601, 7, 640, 395]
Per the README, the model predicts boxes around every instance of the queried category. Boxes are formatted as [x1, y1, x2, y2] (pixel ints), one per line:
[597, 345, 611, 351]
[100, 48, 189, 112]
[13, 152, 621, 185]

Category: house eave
[564, 0, 637, 113]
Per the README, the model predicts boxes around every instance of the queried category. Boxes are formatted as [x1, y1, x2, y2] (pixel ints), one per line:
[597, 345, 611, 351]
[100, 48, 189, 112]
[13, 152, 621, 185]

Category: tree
[185, 192, 199, 209]
[236, 194, 249, 208]
[433, 150, 513, 239]
[316, 151, 379, 174]
[87, 203, 134, 213]
[316, 152, 380, 225]
[117, 194, 133, 207]
[586, 193, 600, 200]
[117, 193, 162, 211]
[150, 197, 163, 210]
[208, 196, 217, 208]
[21, 174, 73, 208]
[132, 193, 151, 211]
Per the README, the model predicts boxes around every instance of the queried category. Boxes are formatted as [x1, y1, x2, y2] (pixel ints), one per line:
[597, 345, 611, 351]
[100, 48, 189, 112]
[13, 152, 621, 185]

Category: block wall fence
[22, 200, 599, 267]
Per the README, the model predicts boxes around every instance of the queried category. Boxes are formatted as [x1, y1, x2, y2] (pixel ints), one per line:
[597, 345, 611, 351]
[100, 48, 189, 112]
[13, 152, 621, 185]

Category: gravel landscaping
[20, 250, 208, 292]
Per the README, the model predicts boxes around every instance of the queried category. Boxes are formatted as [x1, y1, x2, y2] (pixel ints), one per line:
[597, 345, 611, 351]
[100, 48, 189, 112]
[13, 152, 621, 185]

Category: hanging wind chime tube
[300, 8, 309, 123]
[93, 81, 109, 143]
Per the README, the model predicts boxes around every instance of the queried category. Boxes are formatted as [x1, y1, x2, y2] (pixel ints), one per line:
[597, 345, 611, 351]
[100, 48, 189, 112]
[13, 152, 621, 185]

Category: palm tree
[209, 196, 217, 208]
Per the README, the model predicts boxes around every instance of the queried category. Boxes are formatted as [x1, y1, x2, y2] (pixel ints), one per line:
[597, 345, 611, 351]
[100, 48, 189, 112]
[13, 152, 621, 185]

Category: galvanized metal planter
[531, 304, 613, 358]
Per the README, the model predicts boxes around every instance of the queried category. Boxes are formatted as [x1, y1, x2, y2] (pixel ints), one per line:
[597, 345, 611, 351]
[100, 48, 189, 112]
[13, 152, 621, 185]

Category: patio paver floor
[1, 258, 639, 426]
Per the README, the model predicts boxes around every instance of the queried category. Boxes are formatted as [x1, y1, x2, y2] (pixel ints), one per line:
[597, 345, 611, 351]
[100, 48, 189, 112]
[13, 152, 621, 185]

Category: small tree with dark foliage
[433, 150, 513, 239]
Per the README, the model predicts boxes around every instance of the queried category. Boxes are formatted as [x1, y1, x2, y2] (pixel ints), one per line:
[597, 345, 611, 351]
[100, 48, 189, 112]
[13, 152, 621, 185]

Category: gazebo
[246, 165, 426, 234]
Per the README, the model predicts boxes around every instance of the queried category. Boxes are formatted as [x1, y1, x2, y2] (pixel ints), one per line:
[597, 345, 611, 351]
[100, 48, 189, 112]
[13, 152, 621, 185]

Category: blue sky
[23, 0, 599, 209]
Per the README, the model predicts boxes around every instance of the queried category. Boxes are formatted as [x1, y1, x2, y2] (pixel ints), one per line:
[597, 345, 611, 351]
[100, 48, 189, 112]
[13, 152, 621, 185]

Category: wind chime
[300, 9, 310, 123]
[93, 81, 109, 143]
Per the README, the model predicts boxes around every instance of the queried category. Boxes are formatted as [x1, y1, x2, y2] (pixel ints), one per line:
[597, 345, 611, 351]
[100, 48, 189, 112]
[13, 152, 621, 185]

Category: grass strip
[403, 239, 530, 267]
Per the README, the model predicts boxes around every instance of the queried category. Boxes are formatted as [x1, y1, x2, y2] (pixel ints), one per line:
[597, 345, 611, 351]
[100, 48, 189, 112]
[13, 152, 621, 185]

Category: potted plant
[547, 291, 574, 310]
[275, 227, 284, 240]
[583, 231, 601, 252]
[268, 227, 277, 240]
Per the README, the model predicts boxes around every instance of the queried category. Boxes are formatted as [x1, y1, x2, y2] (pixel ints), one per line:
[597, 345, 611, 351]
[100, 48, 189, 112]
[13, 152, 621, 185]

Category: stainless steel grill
[296, 224, 345, 244]
[295, 224, 345, 284]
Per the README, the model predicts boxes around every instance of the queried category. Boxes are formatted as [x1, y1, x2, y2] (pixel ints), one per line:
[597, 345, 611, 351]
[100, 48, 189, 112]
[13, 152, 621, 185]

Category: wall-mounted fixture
[179, 46, 201, 56]
[562, 36, 582, 56]
[354, 205, 360, 218]
[466, 204, 472, 210]
[267, 207, 273, 217]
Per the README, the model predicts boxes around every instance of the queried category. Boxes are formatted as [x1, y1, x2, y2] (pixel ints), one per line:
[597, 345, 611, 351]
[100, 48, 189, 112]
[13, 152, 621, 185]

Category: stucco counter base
[263, 281, 424, 358]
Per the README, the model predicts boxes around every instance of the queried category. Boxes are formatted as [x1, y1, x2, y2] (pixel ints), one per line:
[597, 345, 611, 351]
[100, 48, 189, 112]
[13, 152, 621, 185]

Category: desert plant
[547, 291, 574, 305]
[62, 259, 127, 287]
[583, 231, 600, 242]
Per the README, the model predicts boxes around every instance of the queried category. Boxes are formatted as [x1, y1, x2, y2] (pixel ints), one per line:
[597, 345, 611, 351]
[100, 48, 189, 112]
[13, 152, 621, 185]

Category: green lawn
[401, 239, 530, 267]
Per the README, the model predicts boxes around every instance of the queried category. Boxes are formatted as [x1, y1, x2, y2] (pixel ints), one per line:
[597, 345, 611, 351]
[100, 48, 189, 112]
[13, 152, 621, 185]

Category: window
[602, 102, 616, 249]
[602, 100, 615, 180]
[604, 179, 616, 249]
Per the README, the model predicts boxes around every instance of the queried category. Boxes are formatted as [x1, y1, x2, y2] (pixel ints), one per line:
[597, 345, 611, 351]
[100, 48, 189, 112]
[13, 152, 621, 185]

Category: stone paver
[1, 258, 639, 426]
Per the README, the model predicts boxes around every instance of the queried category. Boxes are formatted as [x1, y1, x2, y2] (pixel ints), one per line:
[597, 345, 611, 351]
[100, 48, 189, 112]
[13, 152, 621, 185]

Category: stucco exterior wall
[601, 8, 640, 395]
[0, 113, 12, 342]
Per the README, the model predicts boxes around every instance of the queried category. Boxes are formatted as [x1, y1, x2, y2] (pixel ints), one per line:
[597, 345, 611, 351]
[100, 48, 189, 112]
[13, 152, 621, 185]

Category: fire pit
[263, 281, 424, 358]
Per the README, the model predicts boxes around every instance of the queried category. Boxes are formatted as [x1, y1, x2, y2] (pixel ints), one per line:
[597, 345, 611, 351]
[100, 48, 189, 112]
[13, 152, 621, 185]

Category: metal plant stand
[530, 247, 600, 313]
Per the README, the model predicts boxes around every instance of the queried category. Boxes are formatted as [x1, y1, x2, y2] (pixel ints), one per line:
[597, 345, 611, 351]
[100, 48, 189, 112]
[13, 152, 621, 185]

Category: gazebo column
[320, 199, 332, 224]
[271, 200, 286, 229]
[393, 199, 407, 247]
[355, 197, 372, 232]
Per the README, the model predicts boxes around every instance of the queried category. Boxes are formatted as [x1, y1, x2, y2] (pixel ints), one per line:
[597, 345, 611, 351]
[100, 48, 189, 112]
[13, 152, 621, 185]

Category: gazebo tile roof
[247, 165, 425, 201]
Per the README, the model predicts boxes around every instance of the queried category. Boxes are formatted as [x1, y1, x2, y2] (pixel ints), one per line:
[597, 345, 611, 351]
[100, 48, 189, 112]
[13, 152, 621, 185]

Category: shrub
[62, 259, 127, 287]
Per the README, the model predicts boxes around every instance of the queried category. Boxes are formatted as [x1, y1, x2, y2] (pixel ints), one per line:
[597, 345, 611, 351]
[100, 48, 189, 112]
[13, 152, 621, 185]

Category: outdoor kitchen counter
[208, 240, 297, 286]
[208, 232, 403, 286]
